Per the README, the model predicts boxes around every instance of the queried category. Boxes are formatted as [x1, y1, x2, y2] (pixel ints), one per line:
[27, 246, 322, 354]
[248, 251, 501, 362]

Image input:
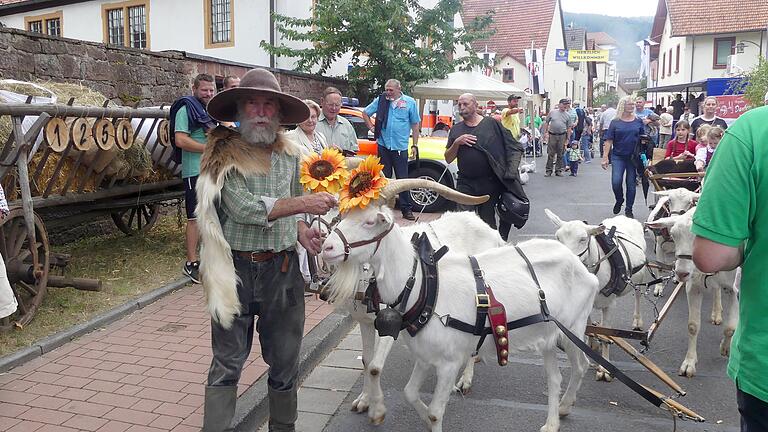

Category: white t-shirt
[695, 145, 715, 165]
[599, 107, 617, 131]
[660, 113, 674, 135]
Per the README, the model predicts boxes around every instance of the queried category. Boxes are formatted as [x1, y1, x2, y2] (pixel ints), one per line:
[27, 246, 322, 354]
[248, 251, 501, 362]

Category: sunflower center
[309, 160, 334, 179]
[349, 172, 373, 196]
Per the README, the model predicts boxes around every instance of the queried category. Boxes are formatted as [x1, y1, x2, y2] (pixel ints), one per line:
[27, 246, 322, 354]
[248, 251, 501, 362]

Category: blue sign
[555, 49, 569, 62]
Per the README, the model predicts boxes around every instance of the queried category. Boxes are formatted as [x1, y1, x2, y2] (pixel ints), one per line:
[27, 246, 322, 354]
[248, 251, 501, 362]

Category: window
[713, 37, 735, 69]
[675, 44, 680, 73]
[205, 0, 234, 48]
[668, 48, 672, 76]
[102, 1, 149, 49]
[24, 11, 63, 36]
[661, 52, 665, 78]
[502, 68, 514, 83]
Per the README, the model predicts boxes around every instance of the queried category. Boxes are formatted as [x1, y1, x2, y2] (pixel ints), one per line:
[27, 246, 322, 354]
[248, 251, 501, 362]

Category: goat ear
[544, 208, 564, 227]
[587, 224, 605, 236]
[645, 216, 677, 230]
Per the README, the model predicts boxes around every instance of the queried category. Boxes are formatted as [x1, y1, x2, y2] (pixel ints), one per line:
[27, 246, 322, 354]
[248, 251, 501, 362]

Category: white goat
[323, 180, 599, 432]
[320, 210, 505, 424]
[545, 209, 650, 381]
[646, 207, 740, 378]
[645, 189, 700, 296]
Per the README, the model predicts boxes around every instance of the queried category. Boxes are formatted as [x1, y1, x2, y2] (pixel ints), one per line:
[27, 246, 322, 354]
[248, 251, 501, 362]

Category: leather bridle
[333, 223, 395, 262]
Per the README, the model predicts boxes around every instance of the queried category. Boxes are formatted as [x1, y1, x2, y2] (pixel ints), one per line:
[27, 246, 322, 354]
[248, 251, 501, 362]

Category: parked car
[339, 107, 458, 213]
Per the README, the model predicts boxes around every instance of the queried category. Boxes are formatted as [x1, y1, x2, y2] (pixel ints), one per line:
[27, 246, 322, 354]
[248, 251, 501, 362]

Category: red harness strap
[484, 284, 510, 366]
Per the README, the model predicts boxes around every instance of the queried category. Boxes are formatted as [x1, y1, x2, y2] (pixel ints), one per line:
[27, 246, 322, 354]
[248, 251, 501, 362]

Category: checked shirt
[219, 150, 303, 252]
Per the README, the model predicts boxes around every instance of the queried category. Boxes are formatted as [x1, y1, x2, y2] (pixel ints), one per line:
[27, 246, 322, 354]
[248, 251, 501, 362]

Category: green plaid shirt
[219, 150, 303, 252]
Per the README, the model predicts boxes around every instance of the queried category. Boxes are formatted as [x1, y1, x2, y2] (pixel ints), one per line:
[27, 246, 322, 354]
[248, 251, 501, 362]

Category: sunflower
[338, 155, 388, 213]
[299, 148, 349, 194]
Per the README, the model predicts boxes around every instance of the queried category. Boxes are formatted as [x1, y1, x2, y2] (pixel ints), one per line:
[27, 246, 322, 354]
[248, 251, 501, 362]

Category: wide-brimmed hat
[206, 68, 310, 125]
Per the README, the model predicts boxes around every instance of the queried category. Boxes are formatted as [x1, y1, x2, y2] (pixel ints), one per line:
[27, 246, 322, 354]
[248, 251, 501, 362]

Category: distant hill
[563, 12, 653, 73]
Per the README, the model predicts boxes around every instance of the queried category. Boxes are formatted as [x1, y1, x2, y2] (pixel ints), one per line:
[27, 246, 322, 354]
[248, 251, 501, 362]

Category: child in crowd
[695, 126, 724, 172]
[665, 120, 697, 161]
[567, 141, 583, 176]
[694, 124, 711, 152]
[0, 183, 17, 320]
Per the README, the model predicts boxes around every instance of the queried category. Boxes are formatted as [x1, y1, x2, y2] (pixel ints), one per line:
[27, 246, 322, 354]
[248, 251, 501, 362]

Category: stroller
[521, 127, 542, 157]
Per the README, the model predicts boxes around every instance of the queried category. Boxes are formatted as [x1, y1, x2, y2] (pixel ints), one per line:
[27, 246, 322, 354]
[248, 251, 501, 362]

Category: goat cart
[0, 102, 180, 332]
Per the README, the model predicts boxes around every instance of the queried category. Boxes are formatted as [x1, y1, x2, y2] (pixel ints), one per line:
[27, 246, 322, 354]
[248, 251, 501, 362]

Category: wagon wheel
[110, 203, 160, 235]
[0, 209, 50, 332]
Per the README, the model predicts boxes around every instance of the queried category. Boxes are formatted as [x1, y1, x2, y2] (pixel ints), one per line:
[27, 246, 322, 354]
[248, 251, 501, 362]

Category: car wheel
[408, 165, 451, 213]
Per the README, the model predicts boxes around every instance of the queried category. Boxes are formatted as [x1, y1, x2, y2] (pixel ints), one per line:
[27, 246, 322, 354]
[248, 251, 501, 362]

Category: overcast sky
[561, 0, 657, 17]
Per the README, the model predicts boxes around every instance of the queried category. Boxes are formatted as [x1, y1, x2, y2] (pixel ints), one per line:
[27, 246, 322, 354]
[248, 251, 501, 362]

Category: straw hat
[206, 68, 310, 125]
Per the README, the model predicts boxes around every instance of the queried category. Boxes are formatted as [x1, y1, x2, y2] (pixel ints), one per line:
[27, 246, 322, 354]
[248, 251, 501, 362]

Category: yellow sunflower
[299, 148, 349, 194]
[338, 155, 388, 213]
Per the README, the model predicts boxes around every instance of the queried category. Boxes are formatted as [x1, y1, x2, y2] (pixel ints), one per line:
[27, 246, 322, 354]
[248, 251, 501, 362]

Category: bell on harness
[374, 307, 404, 339]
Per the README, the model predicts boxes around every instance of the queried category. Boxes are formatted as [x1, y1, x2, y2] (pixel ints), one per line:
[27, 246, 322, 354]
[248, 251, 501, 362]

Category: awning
[412, 71, 525, 101]
[645, 80, 707, 93]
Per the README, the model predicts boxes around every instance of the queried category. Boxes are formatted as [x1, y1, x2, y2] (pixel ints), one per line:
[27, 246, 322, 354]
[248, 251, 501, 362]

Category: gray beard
[239, 119, 279, 147]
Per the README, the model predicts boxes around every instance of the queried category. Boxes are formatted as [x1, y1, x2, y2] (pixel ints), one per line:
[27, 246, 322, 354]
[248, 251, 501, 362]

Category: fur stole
[196, 126, 302, 329]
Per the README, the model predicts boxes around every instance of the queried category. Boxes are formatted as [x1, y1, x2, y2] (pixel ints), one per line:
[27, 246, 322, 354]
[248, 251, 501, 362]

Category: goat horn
[379, 178, 489, 205]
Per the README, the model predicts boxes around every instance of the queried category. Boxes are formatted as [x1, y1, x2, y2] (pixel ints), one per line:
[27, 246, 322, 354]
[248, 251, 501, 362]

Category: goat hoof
[720, 340, 731, 357]
[539, 423, 559, 432]
[454, 378, 473, 395]
[558, 404, 572, 418]
[678, 360, 697, 378]
[351, 394, 370, 413]
[369, 414, 385, 425]
[596, 368, 613, 382]
[711, 316, 723, 325]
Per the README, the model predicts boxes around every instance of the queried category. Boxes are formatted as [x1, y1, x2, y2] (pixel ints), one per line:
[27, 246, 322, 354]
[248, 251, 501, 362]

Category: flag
[525, 49, 545, 95]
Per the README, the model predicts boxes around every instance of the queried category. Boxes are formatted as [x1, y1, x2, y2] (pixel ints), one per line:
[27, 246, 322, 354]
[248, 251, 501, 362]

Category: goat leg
[352, 321, 376, 413]
[559, 339, 588, 417]
[454, 354, 478, 395]
[679, 281, 702, 377]
[366, 335, 395, 425]
[403, 359, 431, 425]
[721, 281, 739, 357]
[540, 347, 564, 432]
[426, 361, 463, 432]
[711, 282, 723, 325]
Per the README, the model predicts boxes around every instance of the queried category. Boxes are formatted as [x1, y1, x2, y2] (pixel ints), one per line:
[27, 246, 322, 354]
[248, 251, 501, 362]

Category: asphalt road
[321, 155, 739, 432]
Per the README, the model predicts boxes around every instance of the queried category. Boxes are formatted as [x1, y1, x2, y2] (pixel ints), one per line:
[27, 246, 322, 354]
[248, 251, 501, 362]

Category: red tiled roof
[461, 0, 559, 63]
[587, 31, 618, 47]
[667, 0, 768, 36]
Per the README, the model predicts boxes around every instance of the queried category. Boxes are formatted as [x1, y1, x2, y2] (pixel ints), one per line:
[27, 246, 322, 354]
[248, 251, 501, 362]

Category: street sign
[556, 49, 569, 62]
[556, 49, 610, 62]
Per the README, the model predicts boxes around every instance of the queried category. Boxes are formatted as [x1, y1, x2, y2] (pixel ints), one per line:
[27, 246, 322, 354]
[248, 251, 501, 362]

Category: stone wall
[0, 28, 347, 107]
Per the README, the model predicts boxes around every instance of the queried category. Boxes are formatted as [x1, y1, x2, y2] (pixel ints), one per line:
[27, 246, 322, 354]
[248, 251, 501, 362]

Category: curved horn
[380, 178, 489, 205]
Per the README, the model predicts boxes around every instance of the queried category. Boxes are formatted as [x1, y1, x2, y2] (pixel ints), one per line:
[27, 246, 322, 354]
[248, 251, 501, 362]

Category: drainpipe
[269, 0, 275, 68]
[689, 36, 695, 84]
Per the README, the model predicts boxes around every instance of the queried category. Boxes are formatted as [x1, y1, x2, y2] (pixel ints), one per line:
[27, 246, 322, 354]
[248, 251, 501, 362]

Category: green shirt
[691, 106, 768, 402]
[525, 115, 543, 130]
[219, 149, 303, 252]
[316, 113, 358, 152]
[175, 106, 207, 179]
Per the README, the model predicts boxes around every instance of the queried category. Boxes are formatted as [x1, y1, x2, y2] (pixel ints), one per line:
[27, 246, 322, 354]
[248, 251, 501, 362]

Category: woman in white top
[285, 99, 327, 155]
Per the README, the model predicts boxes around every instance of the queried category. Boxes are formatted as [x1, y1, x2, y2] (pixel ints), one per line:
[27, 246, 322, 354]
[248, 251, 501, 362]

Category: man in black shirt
[671, 94, 686, 120]
[445, 93, 526, 240]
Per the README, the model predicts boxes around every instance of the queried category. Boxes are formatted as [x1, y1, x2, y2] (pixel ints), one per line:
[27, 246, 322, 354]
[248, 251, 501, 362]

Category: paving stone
[62, 414, 109, 431]
[295, 411, 331, 432]
[319, 350, 364, 370]
[297, 388, 348, 415]
[335, 334, 363, 351]
[302, 366, 362, 392]
[18, 407, 75, 425]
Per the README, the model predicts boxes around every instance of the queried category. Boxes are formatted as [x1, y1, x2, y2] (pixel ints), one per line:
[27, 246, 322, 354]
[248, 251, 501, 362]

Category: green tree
[592, 82, 619, 107]
[731, 58, 768, 109]
[260, 0, 494, 95]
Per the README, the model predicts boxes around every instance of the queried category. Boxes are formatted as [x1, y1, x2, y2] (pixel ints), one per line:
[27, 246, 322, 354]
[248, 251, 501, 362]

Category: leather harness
[580, 226, 647, 297]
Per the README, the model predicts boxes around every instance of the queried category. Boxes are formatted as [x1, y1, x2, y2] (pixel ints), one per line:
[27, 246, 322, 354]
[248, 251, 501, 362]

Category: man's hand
[601, 157, 609, 170]
[298, 222, 323, 255]
[453, 134, 477, 147]
[302, 193, 337, 215]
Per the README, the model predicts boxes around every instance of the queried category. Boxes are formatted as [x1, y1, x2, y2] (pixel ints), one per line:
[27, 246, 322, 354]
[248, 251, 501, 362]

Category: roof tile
[461, 0, 557, 63]
[668, 0, 768, 36]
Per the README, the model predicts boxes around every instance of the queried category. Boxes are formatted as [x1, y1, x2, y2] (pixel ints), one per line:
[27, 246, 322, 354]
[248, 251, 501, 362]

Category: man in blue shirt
[362, 79, 421, 220]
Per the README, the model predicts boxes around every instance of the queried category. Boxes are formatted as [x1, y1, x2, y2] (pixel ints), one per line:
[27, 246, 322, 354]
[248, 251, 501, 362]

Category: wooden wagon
[0, 100, 181, 332]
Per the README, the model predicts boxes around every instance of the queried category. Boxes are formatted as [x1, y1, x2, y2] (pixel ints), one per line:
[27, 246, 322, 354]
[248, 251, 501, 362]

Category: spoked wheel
[0, 209, 50, 332]
[111, 203, 160, 235]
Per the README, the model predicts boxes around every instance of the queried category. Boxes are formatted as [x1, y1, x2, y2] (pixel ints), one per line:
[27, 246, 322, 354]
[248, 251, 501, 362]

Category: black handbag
[496, 189, 530, 229]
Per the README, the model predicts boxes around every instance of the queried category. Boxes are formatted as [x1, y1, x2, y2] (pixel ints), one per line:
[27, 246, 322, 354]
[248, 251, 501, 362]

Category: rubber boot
[268, 386, 298, 432]
[202, 385, 237, 432]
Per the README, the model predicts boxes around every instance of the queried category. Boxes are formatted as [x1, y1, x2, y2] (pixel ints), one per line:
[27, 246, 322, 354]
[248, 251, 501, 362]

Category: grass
[0, 213, 188, 357]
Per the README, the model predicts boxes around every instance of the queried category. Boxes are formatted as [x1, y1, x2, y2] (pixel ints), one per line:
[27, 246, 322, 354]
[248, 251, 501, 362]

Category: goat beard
[238, 115, 280, 147]
[326, 261, 364, 304]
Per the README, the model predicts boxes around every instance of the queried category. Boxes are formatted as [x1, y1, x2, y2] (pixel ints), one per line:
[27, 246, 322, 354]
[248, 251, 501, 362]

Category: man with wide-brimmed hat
[196, 68, 337, 432]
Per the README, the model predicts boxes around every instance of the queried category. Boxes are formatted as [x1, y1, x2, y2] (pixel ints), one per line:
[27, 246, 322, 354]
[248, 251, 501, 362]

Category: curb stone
[233, 310, 354, 432]
[0, 277, 191, 373]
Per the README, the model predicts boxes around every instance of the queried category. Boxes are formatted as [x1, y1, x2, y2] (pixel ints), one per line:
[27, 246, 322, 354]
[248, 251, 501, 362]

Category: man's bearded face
[238, 96, 281, 146]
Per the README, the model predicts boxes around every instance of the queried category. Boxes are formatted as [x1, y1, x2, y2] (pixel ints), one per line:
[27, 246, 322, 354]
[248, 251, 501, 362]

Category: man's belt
[234, 250, 292, 272]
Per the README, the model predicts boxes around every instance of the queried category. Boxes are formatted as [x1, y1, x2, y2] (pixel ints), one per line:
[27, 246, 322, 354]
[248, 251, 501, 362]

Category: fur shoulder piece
[195, 125, 302, 329]
[200, 126, 303, 182]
